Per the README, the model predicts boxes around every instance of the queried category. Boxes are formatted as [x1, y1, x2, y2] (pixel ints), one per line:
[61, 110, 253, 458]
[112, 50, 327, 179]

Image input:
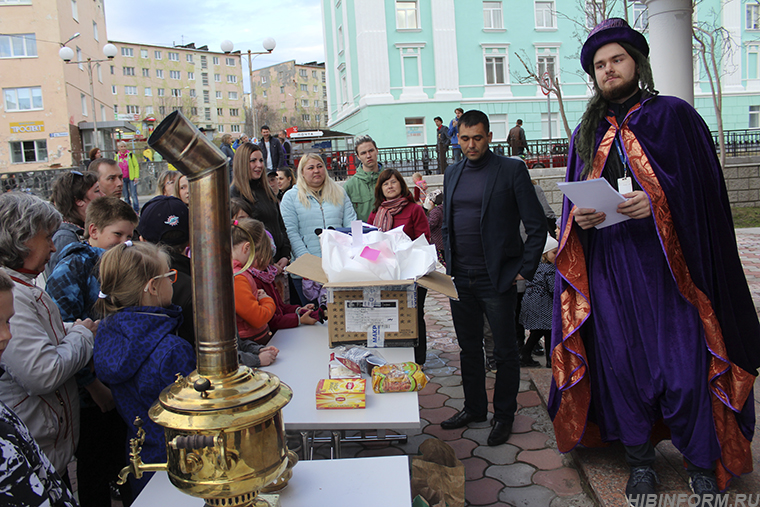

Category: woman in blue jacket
[280, 153, 356, 303]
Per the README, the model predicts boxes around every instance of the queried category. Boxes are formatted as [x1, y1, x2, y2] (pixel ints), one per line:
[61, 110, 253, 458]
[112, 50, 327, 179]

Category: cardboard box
[288, 254, 458, 348]
[316, 378, 366, 409]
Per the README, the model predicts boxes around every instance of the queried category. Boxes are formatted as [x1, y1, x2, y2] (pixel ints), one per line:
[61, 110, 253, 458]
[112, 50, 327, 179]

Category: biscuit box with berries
[315, 378, 367, 409]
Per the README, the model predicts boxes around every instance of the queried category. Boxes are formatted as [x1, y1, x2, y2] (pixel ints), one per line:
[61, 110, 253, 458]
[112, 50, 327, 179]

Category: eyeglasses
[143, 269, 177, 292]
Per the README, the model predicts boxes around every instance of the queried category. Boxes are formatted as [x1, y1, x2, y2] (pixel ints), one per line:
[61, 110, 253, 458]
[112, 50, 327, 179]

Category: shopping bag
[410, 439, 465, 507]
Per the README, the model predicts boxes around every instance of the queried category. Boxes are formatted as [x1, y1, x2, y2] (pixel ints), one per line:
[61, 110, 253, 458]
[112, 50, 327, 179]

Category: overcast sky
[104, 0, 325, 92]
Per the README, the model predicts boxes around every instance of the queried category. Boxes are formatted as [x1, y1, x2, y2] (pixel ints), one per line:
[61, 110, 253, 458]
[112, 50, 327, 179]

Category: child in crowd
[518, 234, 558, 368]
[231, 219, 278, 346]
[0, 270, 79, 507]
[425, 191, 445, 266]
[157, 169, 178, 197]
[93, 241, 195, 496]
[45, 196, 137, 507]
[231, 197, 254, 221]
[412, 172, 428, 205]
[174, 174, 190, 205]
[233, 218, 321, 337]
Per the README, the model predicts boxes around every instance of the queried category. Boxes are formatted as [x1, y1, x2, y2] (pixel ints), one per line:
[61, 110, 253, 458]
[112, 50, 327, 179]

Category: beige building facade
[109, 41, 246, 142]
[251, 60, 328, 132]
[1, 0, 114, 172]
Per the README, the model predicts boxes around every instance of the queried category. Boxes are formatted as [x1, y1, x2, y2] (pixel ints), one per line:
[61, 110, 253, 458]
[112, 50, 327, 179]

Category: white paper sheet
[557, 178, 631, 229]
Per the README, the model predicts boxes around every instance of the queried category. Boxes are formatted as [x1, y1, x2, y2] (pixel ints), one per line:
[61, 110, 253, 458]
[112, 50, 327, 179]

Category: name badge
[618, 176, 633, 194]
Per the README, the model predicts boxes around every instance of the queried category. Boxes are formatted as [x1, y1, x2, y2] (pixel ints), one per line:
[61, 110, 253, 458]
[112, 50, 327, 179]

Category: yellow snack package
[316, 378, 366, 409]
[371, 362, 428, 393]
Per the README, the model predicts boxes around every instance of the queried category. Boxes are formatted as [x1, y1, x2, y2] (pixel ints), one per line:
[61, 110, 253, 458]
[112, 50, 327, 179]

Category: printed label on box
[344, 300, 399, 333]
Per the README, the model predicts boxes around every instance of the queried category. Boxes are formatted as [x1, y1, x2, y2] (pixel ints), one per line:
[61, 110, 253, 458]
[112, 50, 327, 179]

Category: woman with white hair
[0, 192, 96, 481]
[280, 153, 356, 304]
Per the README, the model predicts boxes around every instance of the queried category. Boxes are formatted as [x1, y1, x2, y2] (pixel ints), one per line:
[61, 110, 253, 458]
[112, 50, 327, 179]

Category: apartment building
[1, 0, 117, 172]
[251, 60, 328, 131]
[108, 41, 245, 140]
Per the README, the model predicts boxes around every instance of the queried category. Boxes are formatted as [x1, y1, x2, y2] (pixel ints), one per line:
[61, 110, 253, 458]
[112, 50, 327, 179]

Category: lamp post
[221, 38, 276, 136]
[59, 37, 118, 151]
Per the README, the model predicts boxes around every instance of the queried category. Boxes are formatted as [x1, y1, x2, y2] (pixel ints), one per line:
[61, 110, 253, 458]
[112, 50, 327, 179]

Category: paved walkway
[306, 229, 760, 507]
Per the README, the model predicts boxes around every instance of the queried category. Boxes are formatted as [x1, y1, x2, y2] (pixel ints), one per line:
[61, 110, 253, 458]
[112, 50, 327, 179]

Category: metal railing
[713, 129, 760, 157]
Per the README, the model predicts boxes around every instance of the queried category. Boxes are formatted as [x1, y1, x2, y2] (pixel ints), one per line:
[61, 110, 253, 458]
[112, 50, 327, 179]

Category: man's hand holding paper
[558, 179, 650, 229]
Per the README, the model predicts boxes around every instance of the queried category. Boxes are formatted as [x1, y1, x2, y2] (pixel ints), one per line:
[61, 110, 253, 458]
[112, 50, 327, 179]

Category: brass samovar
[118, 111, 295, 507]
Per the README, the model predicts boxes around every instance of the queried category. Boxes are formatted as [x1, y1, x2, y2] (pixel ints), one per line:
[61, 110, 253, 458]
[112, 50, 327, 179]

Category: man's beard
[600, 73, 639, 102]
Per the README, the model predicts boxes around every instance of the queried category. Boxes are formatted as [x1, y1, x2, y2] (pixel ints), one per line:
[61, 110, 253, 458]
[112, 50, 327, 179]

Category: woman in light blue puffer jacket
[281, 153, 356, 303]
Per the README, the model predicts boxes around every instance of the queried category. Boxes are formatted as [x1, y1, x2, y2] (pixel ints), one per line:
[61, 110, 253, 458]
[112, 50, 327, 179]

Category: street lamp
[59, 36, 118, 152]
[221, 38, 275, 136]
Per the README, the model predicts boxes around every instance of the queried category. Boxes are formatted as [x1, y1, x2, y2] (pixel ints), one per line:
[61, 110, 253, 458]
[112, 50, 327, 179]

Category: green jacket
[114, 151, 140, 180]
[343, 164, 380, 223]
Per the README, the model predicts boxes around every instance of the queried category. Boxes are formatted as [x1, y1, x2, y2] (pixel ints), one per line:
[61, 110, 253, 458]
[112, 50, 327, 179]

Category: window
[200, 55, 207, 69]
[93, 22, 99, 41]
[338, 25, 344, 53]
[158, 88, 165, 96]
[748, 4, 759, 30]
[585, 1, 604, 30]
[490, 114, 508, 141]
[71, 0, 77, 20]
[145, 105, 153, 115]
[76, 47, 83, 70]
[191, 107, 197, 116]
[144, 87, 152, 96]
[80, 93, 87, 116]
[322, 72, 325, 82]
[632, 2, 652, 32]
[169, 52, 179, 61]
[227, 75, 237, 83]
[324, 100, 328, 109]
[483, 2, 503, 29]
[124, 86, 137, 95]
[315, 99, 320, 107]
[171, 88, 181, 97]
[485, 55, 505, 84]
[214, 73, 221, 82]
[313, 70, 318, 78]
[231, 124, 240, 133]
[228, 91, 238, 100]
[3, 86, 42, 111]
[226, 57, 236, 66]
[218, 124, 224, 133]
[396, 1, 419, 29]
[216, 91, 222, 99]
[315, 114, 320, 122]
[535, 1, 555, 29]
[323, 86, 327, 97]
[123, 66, 135, 76]
[202, 73, 209, 86]
[10, 140, 47, 164]
[542, 112, 561, 138]
[301, 84, 308, 91]
[203, 90, 210, 103]
[159, 106, 166, 115]
[113, 104, 118, 114]
[537, 46, 560, 80]
[282, 115, 287, 123]
[142, 68, 150, 77]
[301, 99, 309, 107]
[749, 44, 760, 80]
[189, 89, 196, 97]
[155, 50, 162, 59]
[0, 34, 37, 58]
[101, 105, 106, 121]
[396, 44, 424, 88]
[230, 108, 239, 116]
[97, 64, 102, 82]
[263, 91, 267, 98]
[300, 69, 307, 78]
[313, 85, 318, 92]
[405, 117, 424, 145]
[213, 56, 219, 65]
[156, 69, 164, 78]
[186, 54, 193, 63]
[280, 86, 285, 93]
[170, 70, 181, 80]
[121, 47, 133, 57]
[111, 85, 119, 95]
[217, 108, 223, 115]
[205, 108, 211, 120]
[750, 105, 760, 128]
[110, 65, 114, 74]
[262, 75, 268, 83]
[141, 48, 148, 58]
[188, 72, 195, 80]
[126, 105, 139, 114]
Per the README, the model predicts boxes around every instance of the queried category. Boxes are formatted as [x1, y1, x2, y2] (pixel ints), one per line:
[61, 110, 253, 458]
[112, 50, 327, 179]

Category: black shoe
[532, 345, 545, 356]
[440, 410, 487, 430]
[487, 420, 512, 446]
[688, 470, 720, 501]
[625, 466, 658, 505]
[520, 356, 540, 367]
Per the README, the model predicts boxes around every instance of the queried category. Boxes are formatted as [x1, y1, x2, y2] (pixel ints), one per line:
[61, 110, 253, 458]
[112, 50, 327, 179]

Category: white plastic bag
[320, 222, 436, 283]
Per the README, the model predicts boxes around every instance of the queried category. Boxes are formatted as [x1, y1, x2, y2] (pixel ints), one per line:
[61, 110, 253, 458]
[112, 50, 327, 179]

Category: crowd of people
[2, 17, 760, 507]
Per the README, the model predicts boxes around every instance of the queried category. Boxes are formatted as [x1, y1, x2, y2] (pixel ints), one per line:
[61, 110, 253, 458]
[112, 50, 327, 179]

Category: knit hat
[580, 18, 649, 75]
[543, 234, 559, 254]
[138, 195, 189, 246]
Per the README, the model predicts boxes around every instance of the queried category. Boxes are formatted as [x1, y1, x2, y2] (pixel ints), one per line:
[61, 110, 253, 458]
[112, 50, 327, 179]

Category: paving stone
[419, 406, 458, 425]
[512, 414, 537, 434]
[465, 477, 504, 506]
[438, 385, 465, 398]
[507, 430, 550, 450]
[533, 468, 583, 497]
[448, 437, 478, 460]
[498, 484, 557, 507]
[518, 448, 564, 470]
[473, 443, 520, 465]
[550, 493, 598, 507]
[422, 423, 466, 441]
[419, 381, 442, 396]
[436, 375, 463, 387]
[423, 356, 446, 369]
[485, 462, 536, 487]
[519, 379, 532, 392]
[516, 390, 542, 408]
[440, 352, 460, 361]
[444, 397, 464, 411]
[461, 456, 489, 481]
[425, 366, 459, 376]
[418, 393, 449, 409]
[395, 431, 434, 455]
[462, 424, 492, 445]
[518, 406, 557, 448]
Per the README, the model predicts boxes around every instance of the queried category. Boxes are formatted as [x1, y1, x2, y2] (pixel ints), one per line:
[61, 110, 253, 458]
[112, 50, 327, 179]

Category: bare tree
[513, 52, 573, 139]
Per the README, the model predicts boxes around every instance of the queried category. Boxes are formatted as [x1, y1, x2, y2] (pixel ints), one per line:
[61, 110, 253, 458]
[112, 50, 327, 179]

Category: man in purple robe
[548, 18, 760, 504]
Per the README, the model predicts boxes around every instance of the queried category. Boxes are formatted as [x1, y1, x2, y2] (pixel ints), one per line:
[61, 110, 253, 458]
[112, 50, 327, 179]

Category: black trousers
[415, 286, 428, 365]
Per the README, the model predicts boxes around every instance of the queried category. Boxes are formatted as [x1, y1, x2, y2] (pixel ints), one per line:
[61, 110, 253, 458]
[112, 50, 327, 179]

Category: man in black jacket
[258, 125, 285, 171]
[441, 110, 546, 446]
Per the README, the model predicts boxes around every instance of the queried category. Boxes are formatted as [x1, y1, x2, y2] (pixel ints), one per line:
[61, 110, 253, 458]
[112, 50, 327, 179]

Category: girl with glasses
[92, 241, 194, 496]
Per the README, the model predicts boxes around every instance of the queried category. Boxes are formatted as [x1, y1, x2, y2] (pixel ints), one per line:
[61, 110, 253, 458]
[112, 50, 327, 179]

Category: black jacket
[258, 136, 285, 169]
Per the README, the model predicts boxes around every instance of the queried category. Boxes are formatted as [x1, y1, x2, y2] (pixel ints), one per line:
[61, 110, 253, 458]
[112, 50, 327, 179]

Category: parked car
[525, 143, 568, 169]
